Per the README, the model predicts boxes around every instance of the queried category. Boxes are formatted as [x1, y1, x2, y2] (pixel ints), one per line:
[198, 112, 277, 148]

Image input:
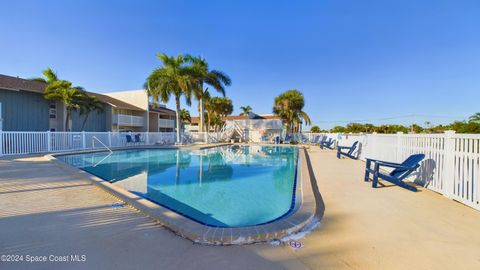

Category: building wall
[0, 89, 50, 131]
[149, 112, 159, 132]
[105, 90, 149, 110]
[71, 104, 109, 132]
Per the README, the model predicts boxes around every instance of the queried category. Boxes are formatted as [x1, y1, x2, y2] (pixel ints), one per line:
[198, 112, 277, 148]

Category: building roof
[0, 74, 47, 93]
[149, 104, 176, 115]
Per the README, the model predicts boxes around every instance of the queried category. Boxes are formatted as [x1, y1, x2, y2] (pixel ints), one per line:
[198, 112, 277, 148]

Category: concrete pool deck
[1, 147, 480, 269]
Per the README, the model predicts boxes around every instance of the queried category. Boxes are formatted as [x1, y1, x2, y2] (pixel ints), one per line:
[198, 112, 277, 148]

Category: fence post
[47, 131, 51, 152]
[396, 132, 403, 162]
[82, 131, 86, 149]
[146, 132, 150, 145]
[443, 130, 456, 199]
[108, 132, 112, 147]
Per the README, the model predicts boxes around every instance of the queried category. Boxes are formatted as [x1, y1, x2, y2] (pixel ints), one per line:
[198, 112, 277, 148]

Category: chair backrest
[134, 134, 140, 142]
[390, 154, 425, 178]
[348, 141, 359, 154]
[126, 135, 133, 143]
[327, 138, 336, 146]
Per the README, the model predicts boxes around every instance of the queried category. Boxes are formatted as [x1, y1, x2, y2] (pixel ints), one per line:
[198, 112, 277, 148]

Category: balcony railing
[113, 114, 144, 127]
[158, 119, 175, 128]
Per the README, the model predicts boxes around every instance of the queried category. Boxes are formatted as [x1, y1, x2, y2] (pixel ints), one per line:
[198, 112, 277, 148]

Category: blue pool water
[58, 145, 298, 227]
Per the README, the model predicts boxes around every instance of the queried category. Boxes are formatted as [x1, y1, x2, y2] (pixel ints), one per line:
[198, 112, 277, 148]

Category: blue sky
[1, 0, 479, 129]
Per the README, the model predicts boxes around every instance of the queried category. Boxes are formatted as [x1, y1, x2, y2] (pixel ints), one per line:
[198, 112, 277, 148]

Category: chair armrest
[366, 158, 400, 166]
[337, 146, 352, 150]
[376, 161, 413, 170]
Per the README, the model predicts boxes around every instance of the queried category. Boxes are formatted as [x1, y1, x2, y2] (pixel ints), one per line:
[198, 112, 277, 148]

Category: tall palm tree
[185, 55, 231, 133]
[78, 95, 104, 131]
[44, 81, 84, 131]
[145, 53, 193, 144]
[273, 89, 311, 134]
[239, 105, 252, 116]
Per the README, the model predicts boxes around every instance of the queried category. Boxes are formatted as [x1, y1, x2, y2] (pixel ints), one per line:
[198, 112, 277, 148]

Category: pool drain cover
[289, 240, 304, 250]
[111, 202, 125, 208]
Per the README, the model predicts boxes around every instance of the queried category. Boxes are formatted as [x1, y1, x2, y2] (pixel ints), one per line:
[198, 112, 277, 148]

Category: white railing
[158, 118, 175, 128]
[226, 119, 283, 130]
[0, 131, 176, 155]
[113, 114, 145, 127]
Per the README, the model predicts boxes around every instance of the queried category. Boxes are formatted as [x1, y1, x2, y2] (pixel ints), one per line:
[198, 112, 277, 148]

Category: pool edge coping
[45, 145, 318, 245]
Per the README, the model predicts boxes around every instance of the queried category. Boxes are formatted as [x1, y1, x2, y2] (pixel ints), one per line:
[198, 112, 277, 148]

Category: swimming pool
[58, 145, 298, 228]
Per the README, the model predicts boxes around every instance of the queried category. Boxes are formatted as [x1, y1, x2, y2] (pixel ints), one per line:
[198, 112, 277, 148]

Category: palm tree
[78, 95, 104, 131]
[205, 97, 233, 131]
[145, 53, 193, 144]
[273, 89, 311, 134]
[310, 126, 320, 133]
[239, 105, 252, 116]
[185, 55, 231, 133]
[44, 81, 84, 131]
[469, 113, 480, 123]
[180, 109, 191, 125]
[30, 68, 59, 84]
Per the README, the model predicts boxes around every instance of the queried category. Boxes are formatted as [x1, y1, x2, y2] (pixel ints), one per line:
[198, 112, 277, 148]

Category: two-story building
[0, 74, 176, 132]
[103, 89, 176, 132]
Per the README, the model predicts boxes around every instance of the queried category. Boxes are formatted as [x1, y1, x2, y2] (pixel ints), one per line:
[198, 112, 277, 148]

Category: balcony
[158, 119, 175, 128]
[113, 114, 145, 127]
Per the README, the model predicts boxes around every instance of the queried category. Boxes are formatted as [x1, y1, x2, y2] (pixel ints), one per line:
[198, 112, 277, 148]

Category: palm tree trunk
[199, 86, 204, 132]
[175, 95, 181, 144]
[65, 110, 71, 131]
[81, 113, 90, 131]
[206, 112, 211, 132]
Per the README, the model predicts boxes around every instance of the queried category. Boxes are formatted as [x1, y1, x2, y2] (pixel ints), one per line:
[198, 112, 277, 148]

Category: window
[49, 103, 57, 119]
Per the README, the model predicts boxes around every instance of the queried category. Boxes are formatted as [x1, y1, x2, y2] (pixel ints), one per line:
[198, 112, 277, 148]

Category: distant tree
[205, 97, 233, 131]
[310, 126, 321, 133]
[448, 121, 480, 133]
[469, 113, 480, 124]
[331, 126, 346, 133]
[239, 105, 252, 116]
[410, 124, 424, 133]
[180, 109, 191, 124]
[273, 89, 311, 133]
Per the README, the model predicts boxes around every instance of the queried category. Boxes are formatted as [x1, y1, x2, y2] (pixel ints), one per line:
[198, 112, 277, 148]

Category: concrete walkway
[1, 148, 479, 270]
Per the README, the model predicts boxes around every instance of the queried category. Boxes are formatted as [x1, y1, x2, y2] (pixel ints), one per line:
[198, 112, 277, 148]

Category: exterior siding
[0, 89, 50, 131]
[71, 104, 108, 132]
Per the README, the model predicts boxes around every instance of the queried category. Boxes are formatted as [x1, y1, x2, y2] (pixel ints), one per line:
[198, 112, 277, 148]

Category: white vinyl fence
[305, 131, 480, 211]
[0, 131, 176, 155]
[1, 130, 478, 211]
